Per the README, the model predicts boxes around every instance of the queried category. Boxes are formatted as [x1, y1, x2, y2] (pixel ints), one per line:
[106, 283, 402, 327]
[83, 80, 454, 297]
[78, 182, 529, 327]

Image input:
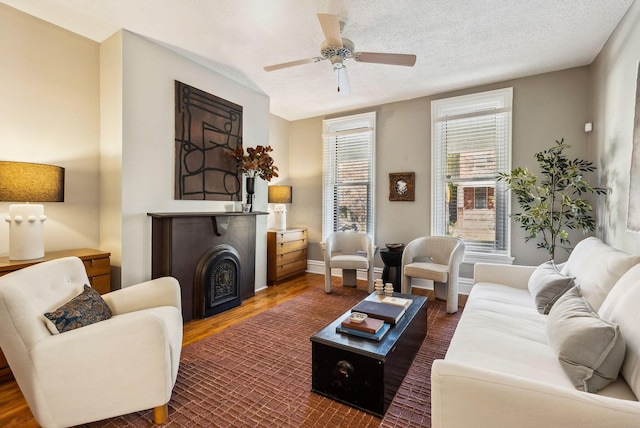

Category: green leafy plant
[497, 138, 607, 260]
[230, 144, 279, 181]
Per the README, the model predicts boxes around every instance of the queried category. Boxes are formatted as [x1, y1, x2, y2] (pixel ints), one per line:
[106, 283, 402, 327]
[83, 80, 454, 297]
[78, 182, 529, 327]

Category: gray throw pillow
[528, 260, 574, 314]
[546, 286, 625, 393]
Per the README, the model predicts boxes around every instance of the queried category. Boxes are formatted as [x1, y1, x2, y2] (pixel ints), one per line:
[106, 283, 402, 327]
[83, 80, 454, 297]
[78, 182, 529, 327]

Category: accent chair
[401, 236, 465, 313]
[0, 256, 183, 428]
[324, 232, 374, 294]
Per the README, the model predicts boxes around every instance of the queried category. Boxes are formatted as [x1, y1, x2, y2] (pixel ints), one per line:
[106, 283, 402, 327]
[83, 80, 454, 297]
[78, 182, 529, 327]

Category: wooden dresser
[267, 228, 308, 285]
[0, 248, 111, 382]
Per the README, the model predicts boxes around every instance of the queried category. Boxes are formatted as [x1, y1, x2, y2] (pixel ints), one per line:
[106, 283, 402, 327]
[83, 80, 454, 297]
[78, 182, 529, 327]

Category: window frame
[322, 111, 376, 242]
[431, 88, 513, 263]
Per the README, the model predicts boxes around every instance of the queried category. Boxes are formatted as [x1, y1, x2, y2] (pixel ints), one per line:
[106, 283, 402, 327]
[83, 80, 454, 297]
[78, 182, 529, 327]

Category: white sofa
[431, 237, 640, 427]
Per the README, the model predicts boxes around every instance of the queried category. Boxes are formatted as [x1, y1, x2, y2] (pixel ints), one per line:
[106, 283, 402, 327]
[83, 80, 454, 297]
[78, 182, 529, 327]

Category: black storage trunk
[310, 293, 427, 416]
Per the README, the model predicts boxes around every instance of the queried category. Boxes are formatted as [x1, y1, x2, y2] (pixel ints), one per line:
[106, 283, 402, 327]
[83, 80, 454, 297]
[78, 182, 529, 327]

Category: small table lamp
[268, 185, 292, 230]
[0, 161, 65, 260]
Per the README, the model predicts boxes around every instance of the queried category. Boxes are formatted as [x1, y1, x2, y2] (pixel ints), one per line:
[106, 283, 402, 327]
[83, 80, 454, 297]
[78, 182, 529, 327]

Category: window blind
[432, 88, 512, 256]
[322, 112, 376, 241]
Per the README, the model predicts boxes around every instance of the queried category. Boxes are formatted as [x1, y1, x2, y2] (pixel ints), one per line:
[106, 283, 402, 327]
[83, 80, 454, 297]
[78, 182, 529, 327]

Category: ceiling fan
[263, 13, 417, 95]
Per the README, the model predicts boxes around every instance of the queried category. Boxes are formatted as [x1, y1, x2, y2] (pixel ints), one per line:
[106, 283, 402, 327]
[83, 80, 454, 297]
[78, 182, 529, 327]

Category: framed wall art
[389, 172, 415, 201]
[174, 80, 243, 201]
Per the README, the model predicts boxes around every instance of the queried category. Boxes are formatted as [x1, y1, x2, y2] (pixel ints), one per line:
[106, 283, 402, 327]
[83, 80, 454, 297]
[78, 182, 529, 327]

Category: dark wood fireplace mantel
[148, 211, 267, 322]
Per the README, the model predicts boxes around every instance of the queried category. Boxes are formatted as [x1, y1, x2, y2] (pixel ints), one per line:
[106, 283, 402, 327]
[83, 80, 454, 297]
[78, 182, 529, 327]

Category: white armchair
[324, 232, 374, 294]
[401, 236, 465, 313]
[0, 257, 183, 428]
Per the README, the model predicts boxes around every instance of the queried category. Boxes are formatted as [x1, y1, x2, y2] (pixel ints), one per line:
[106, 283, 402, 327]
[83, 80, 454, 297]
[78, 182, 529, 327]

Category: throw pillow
[528, 260, 574, 314]
[43, 284, 112, 334]
[546, 286, 625, 393]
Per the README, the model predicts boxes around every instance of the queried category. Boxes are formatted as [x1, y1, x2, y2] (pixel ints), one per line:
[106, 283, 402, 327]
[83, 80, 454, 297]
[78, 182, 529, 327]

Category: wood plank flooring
[0, 272, 347, 428]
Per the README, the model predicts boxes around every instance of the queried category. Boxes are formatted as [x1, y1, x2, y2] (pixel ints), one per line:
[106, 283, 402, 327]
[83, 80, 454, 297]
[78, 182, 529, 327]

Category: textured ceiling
[3, 0, 635, 121]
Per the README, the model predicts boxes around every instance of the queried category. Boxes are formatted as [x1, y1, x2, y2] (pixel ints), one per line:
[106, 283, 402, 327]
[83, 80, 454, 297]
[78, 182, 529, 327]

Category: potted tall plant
[497, 138, 607, 260]
[230, 144, 279, 210]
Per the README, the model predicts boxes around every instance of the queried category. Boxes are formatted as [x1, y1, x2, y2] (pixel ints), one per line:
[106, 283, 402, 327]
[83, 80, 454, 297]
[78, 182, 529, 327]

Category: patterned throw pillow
[44, 284, 112, 334]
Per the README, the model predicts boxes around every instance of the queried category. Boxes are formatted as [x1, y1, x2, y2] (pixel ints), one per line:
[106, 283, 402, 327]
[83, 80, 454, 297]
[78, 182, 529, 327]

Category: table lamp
[0, 161, 65, 260]
[268, 185, 292, 230]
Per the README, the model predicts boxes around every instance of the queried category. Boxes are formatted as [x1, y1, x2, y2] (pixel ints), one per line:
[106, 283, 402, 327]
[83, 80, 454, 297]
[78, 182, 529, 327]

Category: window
[322, 112, 376, 241]
[432, 88, 512, 261]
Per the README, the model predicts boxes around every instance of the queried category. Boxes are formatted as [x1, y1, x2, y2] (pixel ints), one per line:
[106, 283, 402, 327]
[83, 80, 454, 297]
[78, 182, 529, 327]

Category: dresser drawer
[276, 259, 307, 277]
[274, 248, 307, 265]
[275, 229, 307, 243]
[90, 274, 111, 294]
[277, 239, 307, 254]
[83, 257, 110, 277]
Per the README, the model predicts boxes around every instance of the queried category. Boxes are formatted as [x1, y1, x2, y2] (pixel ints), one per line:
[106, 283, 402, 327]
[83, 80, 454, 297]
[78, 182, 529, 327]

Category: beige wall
[6, 0, 637, 289]
[0, 4, 101, 256]
[289, 66, 592, 268]
[591, 0, 640, 256]
[3, 5, 272, 290]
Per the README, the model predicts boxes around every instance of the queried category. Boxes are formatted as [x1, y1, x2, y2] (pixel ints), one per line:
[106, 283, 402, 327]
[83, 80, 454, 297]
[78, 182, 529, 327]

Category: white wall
[101, 30, 271, 288]
[0, 4, 101, 256]
[591, 0, 640, 255]
[99, 31, 123, 286]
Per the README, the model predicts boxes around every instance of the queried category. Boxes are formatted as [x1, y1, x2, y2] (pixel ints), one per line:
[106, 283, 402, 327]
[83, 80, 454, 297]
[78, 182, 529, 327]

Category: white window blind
[432, 88, 512, 257]
[322, 112, 376, 241]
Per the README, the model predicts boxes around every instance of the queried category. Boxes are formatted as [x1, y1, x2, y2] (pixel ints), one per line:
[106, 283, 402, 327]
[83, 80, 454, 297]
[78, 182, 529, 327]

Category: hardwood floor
[0, 272, 340, 428]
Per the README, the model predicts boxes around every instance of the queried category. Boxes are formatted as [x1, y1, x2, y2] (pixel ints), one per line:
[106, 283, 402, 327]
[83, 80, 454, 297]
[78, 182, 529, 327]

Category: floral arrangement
[230, 144, 279, 182]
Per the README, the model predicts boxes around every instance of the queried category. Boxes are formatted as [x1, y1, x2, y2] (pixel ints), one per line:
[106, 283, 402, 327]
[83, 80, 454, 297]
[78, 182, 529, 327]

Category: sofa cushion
[446, 282, 577, 389]
[329, 255, 369, 269]
[43, 284, 112, 334]
[528, 261, 574, 314]
[546, 286, 625, 393]
[599, 263, 640, 399]
[560, 237, 640, 311]
[404, 262, 448, 282]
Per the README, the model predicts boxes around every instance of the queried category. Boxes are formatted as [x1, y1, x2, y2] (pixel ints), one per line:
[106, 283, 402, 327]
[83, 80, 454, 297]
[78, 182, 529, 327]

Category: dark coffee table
[310, 292, 428, 417]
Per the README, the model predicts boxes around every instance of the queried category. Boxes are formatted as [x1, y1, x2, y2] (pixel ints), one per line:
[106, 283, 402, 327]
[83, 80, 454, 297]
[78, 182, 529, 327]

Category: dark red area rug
[82, 285, 461, 427]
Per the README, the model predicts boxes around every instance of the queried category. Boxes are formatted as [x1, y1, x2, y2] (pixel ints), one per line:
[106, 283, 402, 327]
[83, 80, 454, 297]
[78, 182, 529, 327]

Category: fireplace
[148, 212, 266, 321]
[195, 244, 241, 317]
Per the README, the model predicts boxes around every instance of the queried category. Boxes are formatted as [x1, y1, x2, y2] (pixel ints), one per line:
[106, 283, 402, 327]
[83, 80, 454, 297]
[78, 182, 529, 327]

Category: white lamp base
[5, 204, 47, 260]
[274, 204, 287, 230]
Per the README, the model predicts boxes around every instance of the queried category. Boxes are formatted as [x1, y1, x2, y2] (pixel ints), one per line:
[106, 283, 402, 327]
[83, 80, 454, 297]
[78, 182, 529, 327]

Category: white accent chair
[0, 257, 183, 428]
[401, 236, 465, 313]
[324, 232, 374, 294]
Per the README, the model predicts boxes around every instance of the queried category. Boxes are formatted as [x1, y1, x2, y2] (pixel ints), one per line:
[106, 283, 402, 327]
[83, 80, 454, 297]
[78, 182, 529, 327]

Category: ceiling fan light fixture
[334, 64, 350, 95]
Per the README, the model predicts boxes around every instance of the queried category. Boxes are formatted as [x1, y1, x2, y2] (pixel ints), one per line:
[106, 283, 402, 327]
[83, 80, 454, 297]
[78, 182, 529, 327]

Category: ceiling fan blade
[317, 13, 343, 48]
[264, 57, 323, 72]
[355, 52, 417, 67]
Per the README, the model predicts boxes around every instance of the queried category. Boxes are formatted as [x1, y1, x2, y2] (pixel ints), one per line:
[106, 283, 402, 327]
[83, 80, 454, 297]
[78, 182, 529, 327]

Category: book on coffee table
[351, 300, 406, 325]
[336, 322, 391, 341]
[340, 316, 385, 334]
[381, 296, 412, 309]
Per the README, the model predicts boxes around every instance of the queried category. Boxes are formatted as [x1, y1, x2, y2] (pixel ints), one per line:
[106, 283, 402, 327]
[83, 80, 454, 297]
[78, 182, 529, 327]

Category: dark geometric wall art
[175, 81, 242, 201]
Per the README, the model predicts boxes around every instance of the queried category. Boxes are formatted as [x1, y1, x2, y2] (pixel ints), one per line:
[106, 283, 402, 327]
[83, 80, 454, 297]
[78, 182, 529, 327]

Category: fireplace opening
[194, 244, 242, 318]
